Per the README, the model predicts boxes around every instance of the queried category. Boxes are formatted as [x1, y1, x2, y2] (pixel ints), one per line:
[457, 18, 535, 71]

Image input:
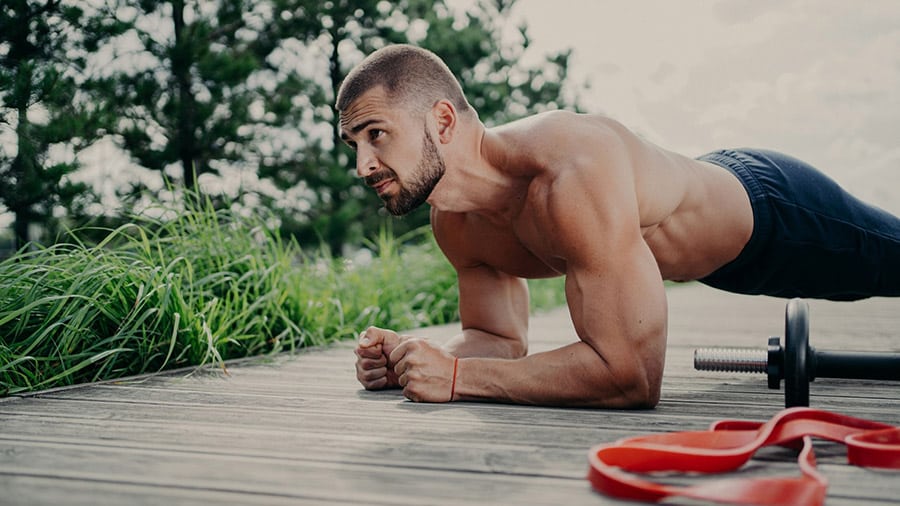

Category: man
[337, 44, 900, 408]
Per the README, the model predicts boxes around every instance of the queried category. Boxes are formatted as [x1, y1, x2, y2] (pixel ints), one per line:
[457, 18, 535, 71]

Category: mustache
[364, 171, 393, 187]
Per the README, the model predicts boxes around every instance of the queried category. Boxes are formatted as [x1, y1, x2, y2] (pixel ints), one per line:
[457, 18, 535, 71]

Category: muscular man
[337, 44, 900, 408]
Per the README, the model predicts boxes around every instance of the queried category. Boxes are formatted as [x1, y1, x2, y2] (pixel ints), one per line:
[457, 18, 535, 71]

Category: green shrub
[0, 196, 566, 395]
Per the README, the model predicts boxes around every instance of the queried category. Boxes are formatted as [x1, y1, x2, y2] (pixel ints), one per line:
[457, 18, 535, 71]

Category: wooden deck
[1, 283, 898, 505]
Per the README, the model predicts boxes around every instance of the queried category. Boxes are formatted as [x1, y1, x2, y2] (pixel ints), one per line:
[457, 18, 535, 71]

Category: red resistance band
[587, 407, 900, 506]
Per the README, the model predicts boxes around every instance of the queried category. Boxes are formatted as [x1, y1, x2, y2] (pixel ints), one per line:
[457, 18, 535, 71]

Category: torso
[434, 111, 753, 283]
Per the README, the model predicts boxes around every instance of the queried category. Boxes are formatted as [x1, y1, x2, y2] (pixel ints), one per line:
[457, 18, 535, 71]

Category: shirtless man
[337, 44, 900, 408]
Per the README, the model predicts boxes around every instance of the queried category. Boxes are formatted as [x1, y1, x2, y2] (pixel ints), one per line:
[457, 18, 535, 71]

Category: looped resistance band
[587, 407, 900, 506]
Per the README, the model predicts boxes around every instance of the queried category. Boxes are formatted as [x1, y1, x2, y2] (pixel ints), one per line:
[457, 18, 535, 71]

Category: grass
[0, 195, 566, 396]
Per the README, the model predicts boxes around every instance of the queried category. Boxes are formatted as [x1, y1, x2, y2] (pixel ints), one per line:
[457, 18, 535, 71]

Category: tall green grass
[0, 196, 566, 396]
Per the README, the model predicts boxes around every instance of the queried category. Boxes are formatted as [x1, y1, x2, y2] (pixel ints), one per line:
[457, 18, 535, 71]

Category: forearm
[442, 328, 527, 360]
[452, 341, 660, 408]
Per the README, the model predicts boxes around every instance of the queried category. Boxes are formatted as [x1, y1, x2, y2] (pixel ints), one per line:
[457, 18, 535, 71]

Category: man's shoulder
[492, 111, 630, 172]
[495, 110, 623, 140]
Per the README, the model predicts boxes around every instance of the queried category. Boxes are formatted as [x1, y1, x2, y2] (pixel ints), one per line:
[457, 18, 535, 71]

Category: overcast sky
[503, 0, 900, 214]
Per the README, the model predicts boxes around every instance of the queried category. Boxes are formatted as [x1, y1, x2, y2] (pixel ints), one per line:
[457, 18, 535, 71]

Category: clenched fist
[390, 338, 458, 403]
[354, 326, 405, 390]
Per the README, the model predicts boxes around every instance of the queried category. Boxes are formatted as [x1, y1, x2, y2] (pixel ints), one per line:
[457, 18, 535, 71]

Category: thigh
[744, 149, 900, 300]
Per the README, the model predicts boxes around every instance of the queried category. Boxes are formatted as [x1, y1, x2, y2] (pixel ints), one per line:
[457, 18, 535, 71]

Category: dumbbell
[694, 298, 900, 407]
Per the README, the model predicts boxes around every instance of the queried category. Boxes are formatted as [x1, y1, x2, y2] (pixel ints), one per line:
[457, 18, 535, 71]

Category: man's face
[339, 87, 446, 216]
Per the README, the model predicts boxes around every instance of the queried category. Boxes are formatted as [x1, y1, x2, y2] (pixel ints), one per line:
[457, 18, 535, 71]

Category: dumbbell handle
[695, 346, 900, 381]
[813, 350, 900, 381]
[693, 347, 767, 374]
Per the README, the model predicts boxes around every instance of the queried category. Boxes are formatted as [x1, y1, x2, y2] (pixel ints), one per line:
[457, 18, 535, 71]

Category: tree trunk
[327, 27, 346, 255]
[10, 68, 35, 250]
[12, 213, 30, 251]
[171, 0, 199, 191]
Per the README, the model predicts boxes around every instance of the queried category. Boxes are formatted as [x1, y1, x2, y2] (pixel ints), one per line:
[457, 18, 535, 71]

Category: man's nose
[356, 146, 378, 178]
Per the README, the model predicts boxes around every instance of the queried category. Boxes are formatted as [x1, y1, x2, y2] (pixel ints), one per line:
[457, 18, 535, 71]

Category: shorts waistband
[697, 149, 773, 278]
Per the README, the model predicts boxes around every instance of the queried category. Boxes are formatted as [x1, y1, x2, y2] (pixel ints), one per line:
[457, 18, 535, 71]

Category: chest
[452, 199, 564, 279]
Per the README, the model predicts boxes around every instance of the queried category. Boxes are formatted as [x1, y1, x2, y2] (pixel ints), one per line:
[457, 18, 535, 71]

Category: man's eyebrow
[342, 119, 381, 140]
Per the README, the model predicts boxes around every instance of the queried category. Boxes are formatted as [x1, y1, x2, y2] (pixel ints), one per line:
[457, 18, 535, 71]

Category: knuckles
[357, 355, 387, 369]
[406, 338, 428, 350]
[394, 338, 430, 361]
[358, 367, 385, 382]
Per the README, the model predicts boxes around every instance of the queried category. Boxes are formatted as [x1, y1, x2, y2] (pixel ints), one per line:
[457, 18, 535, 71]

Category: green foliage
[0, 0, 122, 249]
[0, 192, 564, 395]
[85, 0, 274, 192]
[0, 196, 297, 393]
[281, 226, 460, 344]
[423, 1, 577, 125]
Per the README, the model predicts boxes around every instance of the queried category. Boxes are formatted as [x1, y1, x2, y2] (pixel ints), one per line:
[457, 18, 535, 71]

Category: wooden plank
[1, 475, 338, 506]
[0, 433, 896, 504]
[0, 440, 607, 506]
[0, 283, 898, 505]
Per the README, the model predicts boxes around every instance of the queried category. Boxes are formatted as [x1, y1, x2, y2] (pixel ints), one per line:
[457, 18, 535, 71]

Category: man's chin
[383, 197, 426, 216]
[381, 198, 405, 216]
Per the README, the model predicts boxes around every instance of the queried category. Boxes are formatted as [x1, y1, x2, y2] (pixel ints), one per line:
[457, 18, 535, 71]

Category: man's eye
[369, 129, 383, 141]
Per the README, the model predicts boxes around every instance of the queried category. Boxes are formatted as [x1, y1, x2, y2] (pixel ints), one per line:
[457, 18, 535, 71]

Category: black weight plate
[784, 298, 810, 408]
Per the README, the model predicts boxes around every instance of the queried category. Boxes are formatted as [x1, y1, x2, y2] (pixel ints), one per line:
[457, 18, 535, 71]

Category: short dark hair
[336, 44, 471, 115]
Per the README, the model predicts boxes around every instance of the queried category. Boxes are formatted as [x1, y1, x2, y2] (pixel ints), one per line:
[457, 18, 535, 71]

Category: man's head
[337, 45, 470, 216]
[336, 44, 470, 117]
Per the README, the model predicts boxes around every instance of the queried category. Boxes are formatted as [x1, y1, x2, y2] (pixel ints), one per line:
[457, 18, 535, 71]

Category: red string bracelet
[449, 357, 459, 401]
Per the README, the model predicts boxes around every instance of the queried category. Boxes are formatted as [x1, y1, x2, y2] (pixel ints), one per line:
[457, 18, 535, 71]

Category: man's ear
[431, 99, 457, 144]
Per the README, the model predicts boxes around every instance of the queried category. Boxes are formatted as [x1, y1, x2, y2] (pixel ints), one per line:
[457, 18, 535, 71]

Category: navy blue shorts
[697, 148, 900, 301]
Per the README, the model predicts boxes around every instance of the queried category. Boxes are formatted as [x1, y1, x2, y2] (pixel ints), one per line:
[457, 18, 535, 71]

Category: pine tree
[0, 0, 121, 249]
[85, 0, 277, 197]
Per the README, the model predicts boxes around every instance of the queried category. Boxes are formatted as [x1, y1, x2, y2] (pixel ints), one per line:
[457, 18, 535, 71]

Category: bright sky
[504, 0, 900, 213]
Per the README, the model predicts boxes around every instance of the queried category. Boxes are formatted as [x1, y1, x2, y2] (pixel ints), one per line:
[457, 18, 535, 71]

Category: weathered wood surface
[1, 284, 898, 505]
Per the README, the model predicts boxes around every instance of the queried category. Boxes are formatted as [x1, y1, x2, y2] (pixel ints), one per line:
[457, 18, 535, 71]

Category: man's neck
[427, 120, 529, 223]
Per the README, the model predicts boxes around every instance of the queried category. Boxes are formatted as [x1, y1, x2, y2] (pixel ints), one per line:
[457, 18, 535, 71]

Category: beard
[374, 128, 446, 216]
